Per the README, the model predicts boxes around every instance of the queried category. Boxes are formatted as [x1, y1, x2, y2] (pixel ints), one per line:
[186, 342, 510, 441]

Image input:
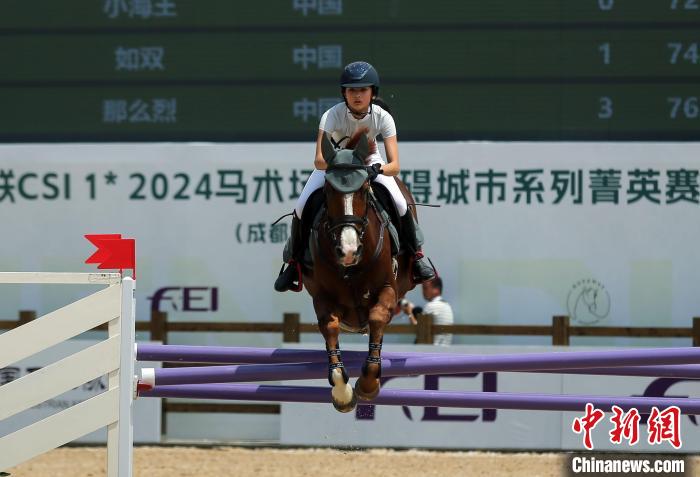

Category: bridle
[323, 163, 372, 252]
[324, 186, 371, 248]
[322, 163, 389, 276]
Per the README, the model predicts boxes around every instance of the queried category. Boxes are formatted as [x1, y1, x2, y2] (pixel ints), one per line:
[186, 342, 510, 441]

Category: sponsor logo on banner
[148, 286, 219, 312]
[636, 379, 699, 426]
[356, 373, 497, 421]
[567, 278, 611, 325]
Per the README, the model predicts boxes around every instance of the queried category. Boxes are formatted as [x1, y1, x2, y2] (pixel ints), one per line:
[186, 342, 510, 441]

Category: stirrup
[274, 260, 303, 292]
[412, 253, 436, 283]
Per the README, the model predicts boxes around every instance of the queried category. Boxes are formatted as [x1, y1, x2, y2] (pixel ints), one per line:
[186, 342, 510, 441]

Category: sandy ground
[6, 446, 698, 477]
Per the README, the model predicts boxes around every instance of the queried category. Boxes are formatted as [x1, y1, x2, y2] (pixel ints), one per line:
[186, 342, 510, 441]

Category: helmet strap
[341, 88, 373, 119]
[347, 103, 372, 120]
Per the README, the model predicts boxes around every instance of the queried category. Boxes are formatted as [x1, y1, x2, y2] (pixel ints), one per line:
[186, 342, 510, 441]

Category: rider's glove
[366, 163, 383, 181]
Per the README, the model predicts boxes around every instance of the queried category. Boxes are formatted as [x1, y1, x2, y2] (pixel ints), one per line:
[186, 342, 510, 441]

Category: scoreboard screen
[2, 0, 699, 141]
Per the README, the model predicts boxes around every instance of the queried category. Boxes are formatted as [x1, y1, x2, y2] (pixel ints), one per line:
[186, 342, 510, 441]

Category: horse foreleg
[355, 286, 395, 401]
[317, 310, 357, 413]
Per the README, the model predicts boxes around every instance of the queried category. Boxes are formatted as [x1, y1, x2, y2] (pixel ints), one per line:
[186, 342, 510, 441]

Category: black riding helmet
[340, 61, 380, 97]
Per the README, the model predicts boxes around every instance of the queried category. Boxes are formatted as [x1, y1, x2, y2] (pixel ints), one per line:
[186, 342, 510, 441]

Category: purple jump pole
[135, 343, 700, 369]
[135, 344, 430, 364]
[140, 383, 700, 414]
[141, 359, 700, 387]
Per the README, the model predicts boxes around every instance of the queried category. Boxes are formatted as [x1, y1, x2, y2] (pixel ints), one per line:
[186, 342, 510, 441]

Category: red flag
[85, 234, 122, 264]
[85, 234, 136, 277]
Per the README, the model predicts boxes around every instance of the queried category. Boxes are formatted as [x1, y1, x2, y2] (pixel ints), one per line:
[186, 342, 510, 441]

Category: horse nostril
[355, 245, 363, 256]
[335, 246, 344, 258]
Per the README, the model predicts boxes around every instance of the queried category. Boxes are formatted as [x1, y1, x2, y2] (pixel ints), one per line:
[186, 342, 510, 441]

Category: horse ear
[321, 134, 336, 163]
[353, 134, 369, 161]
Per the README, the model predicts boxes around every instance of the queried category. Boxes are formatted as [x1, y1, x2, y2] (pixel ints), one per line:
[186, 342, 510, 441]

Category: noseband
[324, 186, 370, 244]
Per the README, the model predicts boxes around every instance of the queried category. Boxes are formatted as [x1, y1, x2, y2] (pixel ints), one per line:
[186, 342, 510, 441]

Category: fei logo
[356, 373, 497, 421]
[148, 287, 219, 312]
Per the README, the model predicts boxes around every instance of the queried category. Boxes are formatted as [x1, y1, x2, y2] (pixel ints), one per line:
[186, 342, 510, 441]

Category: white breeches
[294, 153, 408, 218]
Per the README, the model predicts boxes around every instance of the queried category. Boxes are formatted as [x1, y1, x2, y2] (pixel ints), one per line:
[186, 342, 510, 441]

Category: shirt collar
[346, 105, 371, 122]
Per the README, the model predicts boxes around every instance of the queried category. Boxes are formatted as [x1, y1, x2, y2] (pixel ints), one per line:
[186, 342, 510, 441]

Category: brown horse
[302, 133, 417, 412]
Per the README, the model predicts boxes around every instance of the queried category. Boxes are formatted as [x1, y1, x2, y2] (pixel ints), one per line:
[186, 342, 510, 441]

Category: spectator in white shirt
[399, 277, 454, 346]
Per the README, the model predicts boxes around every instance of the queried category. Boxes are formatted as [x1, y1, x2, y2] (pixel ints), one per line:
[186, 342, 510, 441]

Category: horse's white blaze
[340, 193, 359, 262]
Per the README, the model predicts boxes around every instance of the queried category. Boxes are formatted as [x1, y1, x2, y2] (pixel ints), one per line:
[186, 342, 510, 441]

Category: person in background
[400, 277, 454, 346]
[394, 298, 418, 325]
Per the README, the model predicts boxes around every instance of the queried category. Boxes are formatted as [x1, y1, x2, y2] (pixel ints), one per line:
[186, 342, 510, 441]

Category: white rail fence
[0, 272, 134, 477]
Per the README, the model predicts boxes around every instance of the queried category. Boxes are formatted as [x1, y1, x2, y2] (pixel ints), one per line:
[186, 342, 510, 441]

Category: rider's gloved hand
[366, 163, 383, 181]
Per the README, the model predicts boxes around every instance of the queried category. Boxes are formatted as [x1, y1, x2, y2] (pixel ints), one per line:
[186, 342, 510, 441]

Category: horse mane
[344, 127, 377, 162]
[344, 128, 369, 151]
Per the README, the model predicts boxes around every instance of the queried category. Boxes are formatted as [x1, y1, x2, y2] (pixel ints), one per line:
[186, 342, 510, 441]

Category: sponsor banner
[0, 142, 699, 347]
[280, 345, 700, 451]
[0, 340, 161, 443]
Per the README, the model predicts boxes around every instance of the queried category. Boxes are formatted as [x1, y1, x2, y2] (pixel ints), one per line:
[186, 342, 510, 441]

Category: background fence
[5, 310, 700, 347]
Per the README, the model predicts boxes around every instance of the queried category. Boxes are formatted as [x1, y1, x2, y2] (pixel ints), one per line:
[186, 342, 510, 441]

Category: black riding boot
[274, 214, 304, 292]
[400, 213, 436, 283]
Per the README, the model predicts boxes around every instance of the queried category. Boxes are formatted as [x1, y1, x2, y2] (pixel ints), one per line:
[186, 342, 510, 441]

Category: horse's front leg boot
[330, 366, 357, 413]
[354, 357, 381, 401]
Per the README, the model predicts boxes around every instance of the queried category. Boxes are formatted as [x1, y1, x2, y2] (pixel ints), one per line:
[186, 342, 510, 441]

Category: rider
[274, 60, 436, 292]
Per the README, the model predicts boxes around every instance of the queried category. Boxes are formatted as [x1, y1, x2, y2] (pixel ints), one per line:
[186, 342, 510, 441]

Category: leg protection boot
[400, 213, 436, 283]
[274, 214, 304, 292]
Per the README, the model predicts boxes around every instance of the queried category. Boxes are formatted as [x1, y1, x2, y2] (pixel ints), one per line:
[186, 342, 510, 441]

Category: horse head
[320, 133, 372, 268]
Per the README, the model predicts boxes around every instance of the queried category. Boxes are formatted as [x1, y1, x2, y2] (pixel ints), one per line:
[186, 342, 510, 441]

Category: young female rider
[274, 61, 436, 292]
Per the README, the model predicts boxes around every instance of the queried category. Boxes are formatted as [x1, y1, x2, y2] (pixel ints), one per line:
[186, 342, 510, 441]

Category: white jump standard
[0, 273, 135, 477]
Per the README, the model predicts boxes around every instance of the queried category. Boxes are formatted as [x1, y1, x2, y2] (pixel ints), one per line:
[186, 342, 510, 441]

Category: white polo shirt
[423, 296, 454, 346]
[319, 102, 397, 155]
[294, 101, 405, 218]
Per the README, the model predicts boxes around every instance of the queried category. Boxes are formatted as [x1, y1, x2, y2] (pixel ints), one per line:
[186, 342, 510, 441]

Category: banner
[0, 142, 698, 347]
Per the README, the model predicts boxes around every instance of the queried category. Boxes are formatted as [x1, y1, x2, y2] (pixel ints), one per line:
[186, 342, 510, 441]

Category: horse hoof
[332, 391, 357, 413]
[354, 378, 380, 401]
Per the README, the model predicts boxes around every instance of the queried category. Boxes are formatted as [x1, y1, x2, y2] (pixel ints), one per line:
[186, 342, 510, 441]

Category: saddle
[367, 181, 401, 256]
[300, 188, 325, 268]
[372, 182, 401, 251]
